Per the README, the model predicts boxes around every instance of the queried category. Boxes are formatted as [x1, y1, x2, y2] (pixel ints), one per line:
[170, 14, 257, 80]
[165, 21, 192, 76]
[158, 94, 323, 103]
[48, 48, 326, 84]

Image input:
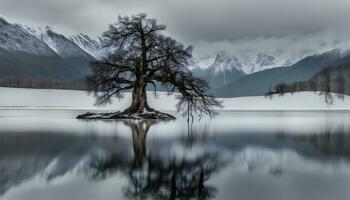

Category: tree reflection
[125, 120, 157, 165]
[90, 120, 225, 200]
[277, 125, 350, 157]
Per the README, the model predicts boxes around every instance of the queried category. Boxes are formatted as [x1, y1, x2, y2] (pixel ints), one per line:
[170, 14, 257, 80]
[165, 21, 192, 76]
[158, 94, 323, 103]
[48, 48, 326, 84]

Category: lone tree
[78, 14, 221, 120]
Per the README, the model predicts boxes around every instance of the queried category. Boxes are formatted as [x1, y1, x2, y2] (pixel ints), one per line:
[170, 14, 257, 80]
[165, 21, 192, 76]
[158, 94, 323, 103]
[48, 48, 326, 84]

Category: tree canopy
[86, 14, 221, 119]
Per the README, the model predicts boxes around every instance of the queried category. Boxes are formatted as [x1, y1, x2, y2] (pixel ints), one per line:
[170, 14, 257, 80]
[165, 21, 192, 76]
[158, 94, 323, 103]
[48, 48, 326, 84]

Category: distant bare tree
[85, 14, 221, 119]
[336, 76, 346, 100]
[264, 81, 274, 99]
[321, 73, 334, 104]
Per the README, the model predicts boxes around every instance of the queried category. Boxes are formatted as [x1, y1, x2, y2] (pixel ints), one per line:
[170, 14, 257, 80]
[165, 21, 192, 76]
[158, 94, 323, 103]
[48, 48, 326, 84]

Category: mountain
[215, 49, 350, 97]
[2, 16, 349, 94]
[70, 33, 104, 59]
[26, 26, 95, 76]
[191, 53, 245, 89]
[190, 51, 295, 89]
[192, 51, 295, 74]
[0, 17, 79, 80]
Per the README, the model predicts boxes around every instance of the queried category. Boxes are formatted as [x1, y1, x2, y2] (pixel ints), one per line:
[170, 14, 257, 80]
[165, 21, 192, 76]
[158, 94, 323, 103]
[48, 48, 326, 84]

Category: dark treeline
[0, 77, 87, 90]
[266, 63, 350, 103]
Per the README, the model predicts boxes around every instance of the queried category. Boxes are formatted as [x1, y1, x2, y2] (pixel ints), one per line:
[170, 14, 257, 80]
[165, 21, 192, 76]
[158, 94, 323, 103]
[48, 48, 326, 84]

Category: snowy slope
[26, 26, 95, 76]
[192, 51, 295, 75]
[0, 87, 349, 111]
[0, 18, 83, 80]
[70, 33, 104, 59]
[26, 27, 94, 60]
[0, 18, 57, 56]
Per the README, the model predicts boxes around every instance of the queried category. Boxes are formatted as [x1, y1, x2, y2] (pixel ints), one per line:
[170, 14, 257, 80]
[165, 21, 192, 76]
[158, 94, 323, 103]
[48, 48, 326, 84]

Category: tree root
[76, 110, 176, 121]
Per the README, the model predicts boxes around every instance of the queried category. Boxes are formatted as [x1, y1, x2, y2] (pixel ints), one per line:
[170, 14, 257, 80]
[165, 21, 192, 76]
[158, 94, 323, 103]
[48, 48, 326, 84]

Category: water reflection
[91, 120, 224, 200]
[1, 111, 350, 200]
[128, 120, 155, 165]
[0, 118, 227, 200]
[278, 127, 350, 157]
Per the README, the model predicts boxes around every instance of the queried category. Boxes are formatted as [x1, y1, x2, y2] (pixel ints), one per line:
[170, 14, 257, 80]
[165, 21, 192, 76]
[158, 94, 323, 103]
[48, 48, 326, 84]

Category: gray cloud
[1, 0, 350, 57]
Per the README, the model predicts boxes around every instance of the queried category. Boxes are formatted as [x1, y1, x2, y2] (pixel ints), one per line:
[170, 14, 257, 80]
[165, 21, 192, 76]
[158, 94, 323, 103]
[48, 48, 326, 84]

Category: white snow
[223, 92, 350, 110]
[0, 87, 350, 111]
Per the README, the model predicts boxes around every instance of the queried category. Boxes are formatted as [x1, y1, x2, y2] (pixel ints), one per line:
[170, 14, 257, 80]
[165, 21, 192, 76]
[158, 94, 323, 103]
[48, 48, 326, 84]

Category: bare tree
[264, 81, 274, 99]
[84, 14, 221, 120]
[320, 72, 334, 104]
[336, 76, 346, 100]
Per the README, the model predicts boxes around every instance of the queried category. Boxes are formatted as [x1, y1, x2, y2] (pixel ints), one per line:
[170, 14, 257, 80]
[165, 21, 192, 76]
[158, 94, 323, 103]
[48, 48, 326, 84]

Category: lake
[1, 110, 350, 200]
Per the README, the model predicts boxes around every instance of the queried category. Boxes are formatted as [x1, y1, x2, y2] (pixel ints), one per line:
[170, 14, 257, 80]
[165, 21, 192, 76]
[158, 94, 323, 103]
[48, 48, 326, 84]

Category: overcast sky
[2, 0, 350, 57]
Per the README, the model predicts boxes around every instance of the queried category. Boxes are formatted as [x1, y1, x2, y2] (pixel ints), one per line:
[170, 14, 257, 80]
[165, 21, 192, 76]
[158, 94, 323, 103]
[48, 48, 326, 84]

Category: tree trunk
[124, 81, 151, 114]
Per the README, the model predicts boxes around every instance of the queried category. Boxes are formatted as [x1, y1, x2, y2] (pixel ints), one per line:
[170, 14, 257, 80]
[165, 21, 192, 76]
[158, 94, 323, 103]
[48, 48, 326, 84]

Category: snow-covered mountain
[0, 16, 97, 82]
[190, 51, 291, 89]
[0, 18, 57, 56]
[0, 17, 82, 80]
[216, 49, 350, 97]
[191, 55, 245, 89]
[190, 50, 340, 90]
[190, 49, 350, 94]
[26, 27, 92, 59]
[192, 51, 294, 75]
[2, 15, 350, 93]
[26, 26, 95, 75]
[70, 33, 104, 59]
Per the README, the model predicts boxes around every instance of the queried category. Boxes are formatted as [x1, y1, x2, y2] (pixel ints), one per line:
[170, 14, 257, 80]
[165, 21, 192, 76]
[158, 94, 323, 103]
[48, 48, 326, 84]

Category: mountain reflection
[90, 119, 224, 200]
[278, 126, 350, 157]
[2, 113, 350, 199]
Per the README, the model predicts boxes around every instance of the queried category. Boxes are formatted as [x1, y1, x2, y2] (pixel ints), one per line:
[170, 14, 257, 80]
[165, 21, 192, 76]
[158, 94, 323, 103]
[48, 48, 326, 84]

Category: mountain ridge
[1, 16, 350, 95]
[27, 26, 95, 76]
[0, 18, 80, 80]
[215, 49, 350, 97]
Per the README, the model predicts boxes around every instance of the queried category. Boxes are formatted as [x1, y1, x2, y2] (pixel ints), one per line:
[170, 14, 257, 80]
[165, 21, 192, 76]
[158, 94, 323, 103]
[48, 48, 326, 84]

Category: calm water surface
[1, 110, 350, 200]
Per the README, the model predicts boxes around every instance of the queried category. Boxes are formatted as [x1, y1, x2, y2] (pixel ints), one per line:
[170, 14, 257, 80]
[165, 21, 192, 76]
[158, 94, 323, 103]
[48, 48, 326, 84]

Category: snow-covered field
[0, 87, 350, 110]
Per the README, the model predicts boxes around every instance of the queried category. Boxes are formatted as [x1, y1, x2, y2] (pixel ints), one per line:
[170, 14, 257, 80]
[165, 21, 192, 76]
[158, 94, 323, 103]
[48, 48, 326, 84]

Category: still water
[1, 110, 350, 200]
